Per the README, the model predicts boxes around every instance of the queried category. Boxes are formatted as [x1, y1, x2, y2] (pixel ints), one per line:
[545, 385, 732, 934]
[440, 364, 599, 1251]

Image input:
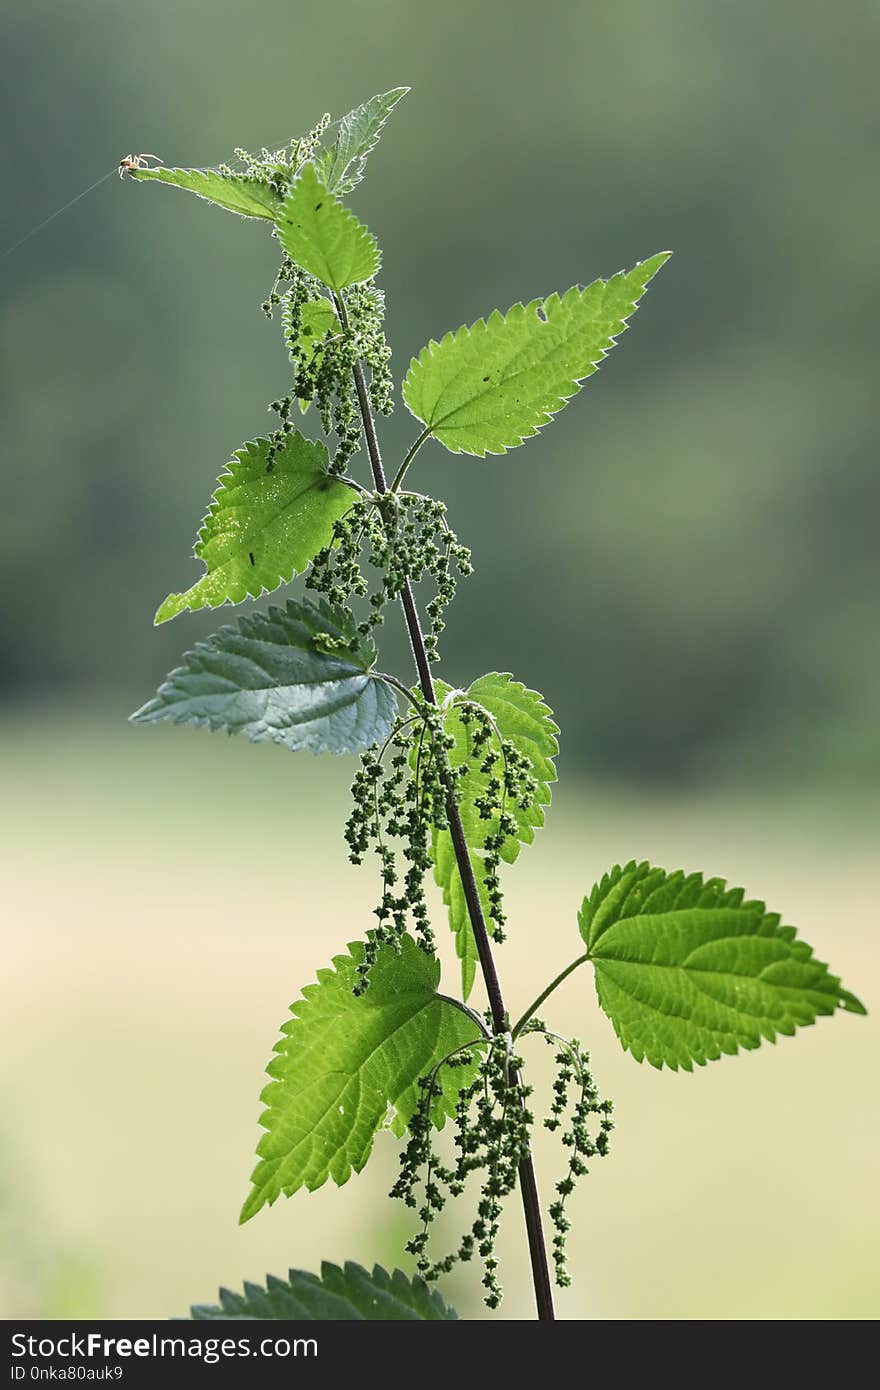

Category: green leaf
[130, 165, 283, 220]
[580, 861, 867, 1071]
[403, 253, 670, 456]
[131, 598, 396, 755]
[241, 937, 481, 1222]
[154, 432, 351, 624]
[276, 163, 380, 291]
[317, 87, 410, 195]
[431, 675, 559, 997]
[190, 1261, 457, 1321]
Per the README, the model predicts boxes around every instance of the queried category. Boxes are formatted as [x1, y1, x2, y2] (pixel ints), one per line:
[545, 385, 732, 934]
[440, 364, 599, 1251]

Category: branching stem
[390, 426, 432, 492]
[512, 953, 590, 1040]
[335, 289, 557, 1322]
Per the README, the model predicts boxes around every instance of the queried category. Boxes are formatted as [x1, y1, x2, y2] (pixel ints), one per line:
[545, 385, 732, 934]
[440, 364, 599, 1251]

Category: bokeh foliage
[1, 0, 877, 784]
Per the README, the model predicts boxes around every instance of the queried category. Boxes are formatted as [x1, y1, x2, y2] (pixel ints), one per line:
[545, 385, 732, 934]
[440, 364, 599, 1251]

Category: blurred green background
[1, 0, 877, 1320]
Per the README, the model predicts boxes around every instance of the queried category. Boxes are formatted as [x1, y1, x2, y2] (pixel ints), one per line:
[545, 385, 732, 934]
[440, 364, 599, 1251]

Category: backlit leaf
[130, 165, 283, 220]
[276, 163, 380, 291]
[581, 860, 867, 1070]
[403, 254, 670, 456]
[318, 87, 409, 195]
[240, 937, 481, 1221]
[154, 432, 351, 624]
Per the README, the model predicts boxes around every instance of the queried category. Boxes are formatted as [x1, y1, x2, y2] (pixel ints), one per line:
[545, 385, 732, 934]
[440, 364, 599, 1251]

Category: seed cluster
[262, 274, 392, 476]
[343, 711, 451, 990]
[341, 684, 543, 992]
[306, 491, 472, 660]
[391, 1033, 533, 1309]
[305, 486, 475, 998]
[392, 1022, 613, 1304]
[217, 112, 332, 196]
[530, 1024, 614, 1287]
[346, 284, 394, 418]
[339, 686, 542, 1001]
[453, 701, 539, 942]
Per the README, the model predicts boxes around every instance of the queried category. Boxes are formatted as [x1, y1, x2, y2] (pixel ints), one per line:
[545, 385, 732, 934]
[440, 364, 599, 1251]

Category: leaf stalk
[511, 953, 590, 1039]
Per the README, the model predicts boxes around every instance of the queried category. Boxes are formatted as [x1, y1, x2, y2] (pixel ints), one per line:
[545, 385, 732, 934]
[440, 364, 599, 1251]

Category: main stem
[338, 296, 556, 1322]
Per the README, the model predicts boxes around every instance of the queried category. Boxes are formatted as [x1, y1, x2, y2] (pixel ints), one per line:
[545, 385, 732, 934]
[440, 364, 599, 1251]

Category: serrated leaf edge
[131, 598, 390, 757]
[322, 87, 410, 195]
[153, 434, 353, 624]
[277, 164, 381, 290]
[402, 253, 671, 457]
[190, 1260, 457, 1321]
[240, 938, 478, 1219]
[580, 859, 866, 1071]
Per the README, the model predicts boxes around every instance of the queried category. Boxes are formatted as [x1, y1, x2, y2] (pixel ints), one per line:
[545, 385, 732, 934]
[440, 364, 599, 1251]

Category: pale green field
[1, 715, 877, 1320]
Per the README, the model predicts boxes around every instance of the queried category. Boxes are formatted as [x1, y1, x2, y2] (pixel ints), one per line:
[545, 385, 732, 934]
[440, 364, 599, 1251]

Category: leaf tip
[839, 988, 868, 1016]
[640, 250, 673, 282]
[128, 698, 157, 725]
[238, 1190, 262, 1225]
[153, 595, 180, 625]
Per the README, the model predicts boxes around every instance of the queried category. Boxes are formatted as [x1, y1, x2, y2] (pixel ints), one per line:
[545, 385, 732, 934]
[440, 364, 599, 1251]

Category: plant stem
[390, 425, 432, 492]
[511, 953, 590, 1039]
[336, 292, 556, 1322]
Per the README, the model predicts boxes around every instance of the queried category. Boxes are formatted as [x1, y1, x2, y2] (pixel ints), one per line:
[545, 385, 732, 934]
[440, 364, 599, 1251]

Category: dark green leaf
[131, 599, 396, 755]
[190, 1261, 456, 1321]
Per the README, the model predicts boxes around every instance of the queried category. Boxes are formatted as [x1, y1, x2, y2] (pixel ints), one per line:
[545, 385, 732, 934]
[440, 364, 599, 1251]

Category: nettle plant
[128, 90, 865, 1322]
